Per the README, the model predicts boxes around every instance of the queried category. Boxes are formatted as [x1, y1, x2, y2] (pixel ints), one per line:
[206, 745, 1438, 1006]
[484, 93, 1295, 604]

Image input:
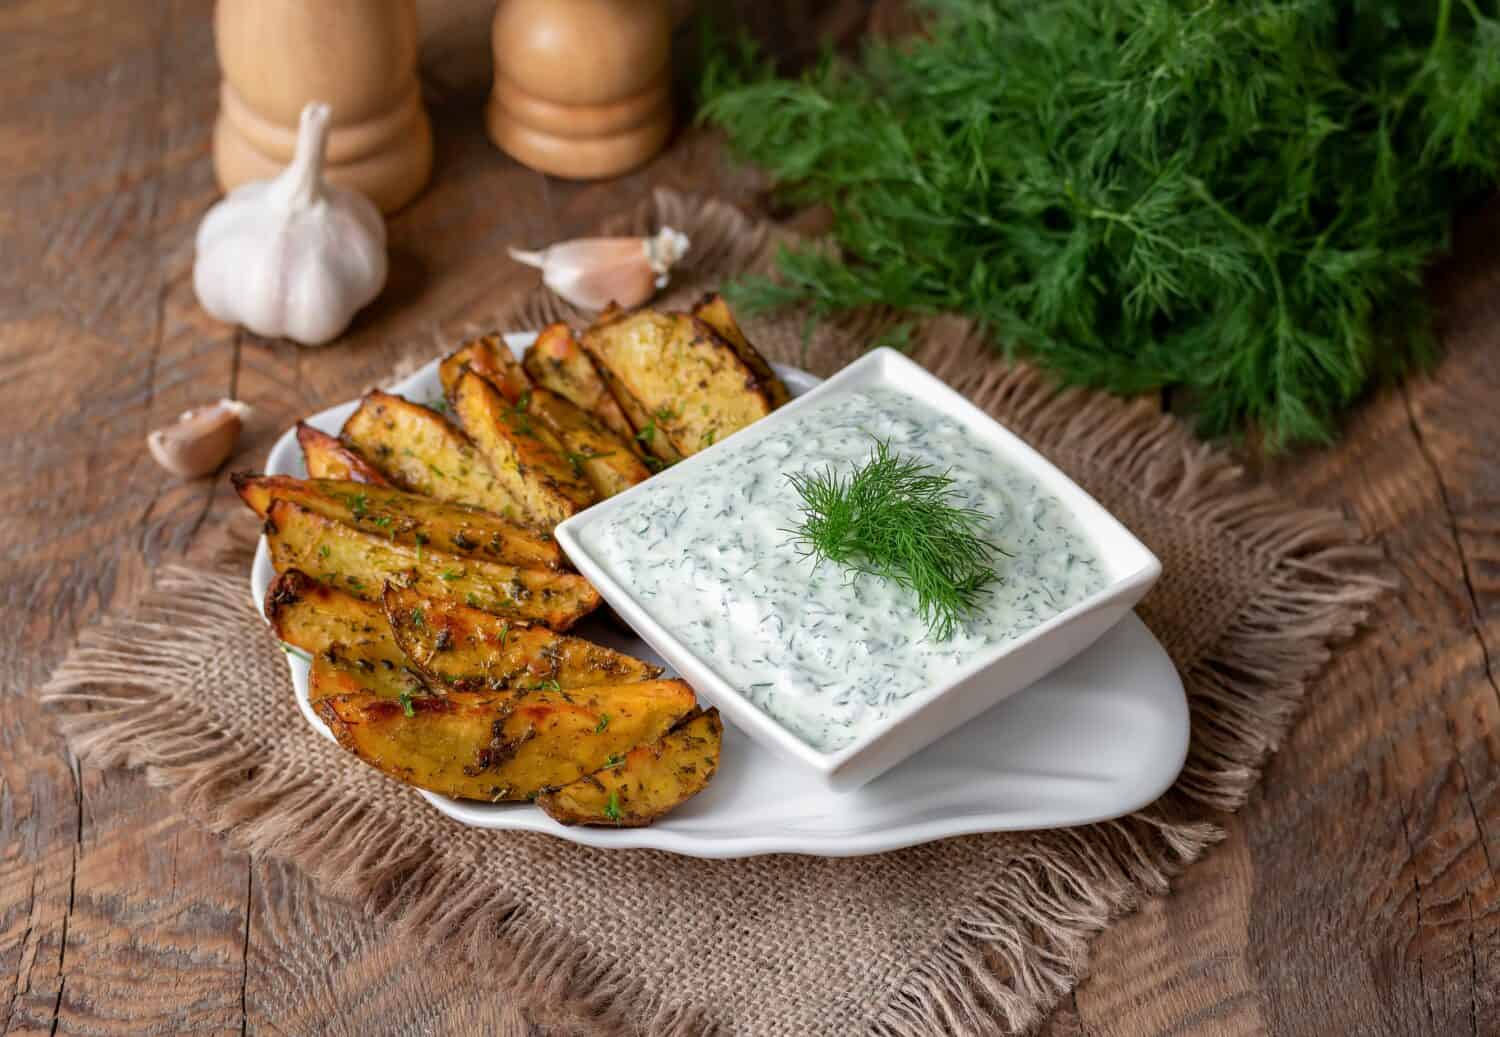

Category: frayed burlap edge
[42, 189, 1389, 1037]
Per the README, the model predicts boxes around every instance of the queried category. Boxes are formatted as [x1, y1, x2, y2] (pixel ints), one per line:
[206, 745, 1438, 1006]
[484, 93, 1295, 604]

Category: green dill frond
[786, 438, 1002, 641]
[699, 0, 1500, 449]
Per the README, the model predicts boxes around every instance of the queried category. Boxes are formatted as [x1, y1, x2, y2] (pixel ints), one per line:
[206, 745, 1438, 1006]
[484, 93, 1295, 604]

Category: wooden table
[2, 2, 1495, 1034]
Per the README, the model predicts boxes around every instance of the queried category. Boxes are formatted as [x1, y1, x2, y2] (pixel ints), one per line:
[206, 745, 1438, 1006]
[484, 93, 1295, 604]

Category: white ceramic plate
[250, 333, 1190, 858]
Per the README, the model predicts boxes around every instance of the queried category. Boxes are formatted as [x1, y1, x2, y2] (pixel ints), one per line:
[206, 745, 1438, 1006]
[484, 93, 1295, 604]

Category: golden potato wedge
[523, 322, 637, 444]
[341, 390, 527, 522]
[235, 474, 562, 569]
[383, 583, 661, 691]
[581, 308, 773, 460]
[308, 653, 431, 704]
[264, 499, 600, 629]
[315, 680, 699, 801]
[451, 370, 596, 527]
[537, 708, 722, 826]
[265, 569, 407, 670]
[297, 423, 392, 485]
[444, 335, 649, 499]
[438, 333, 531, 401]
[690, 293, 790, 409]
[525, 388, 651, 499]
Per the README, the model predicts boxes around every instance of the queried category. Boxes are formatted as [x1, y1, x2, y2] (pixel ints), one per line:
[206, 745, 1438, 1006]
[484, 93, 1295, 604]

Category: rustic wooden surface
[1, 2, 1495, 1035]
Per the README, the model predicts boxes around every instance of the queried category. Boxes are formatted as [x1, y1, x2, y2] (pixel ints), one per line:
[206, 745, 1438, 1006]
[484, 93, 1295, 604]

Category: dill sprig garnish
[786, 438, 1002, 641]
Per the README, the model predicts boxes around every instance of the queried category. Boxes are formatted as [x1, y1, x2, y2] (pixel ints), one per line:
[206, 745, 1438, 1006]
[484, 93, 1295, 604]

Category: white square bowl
[554, 348, 1161, 792]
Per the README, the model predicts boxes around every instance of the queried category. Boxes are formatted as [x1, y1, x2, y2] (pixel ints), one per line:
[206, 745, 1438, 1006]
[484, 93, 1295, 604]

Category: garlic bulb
[193, 102, 387, 346]
[147, 398, 252, 478]
[508, 227, 689, 311]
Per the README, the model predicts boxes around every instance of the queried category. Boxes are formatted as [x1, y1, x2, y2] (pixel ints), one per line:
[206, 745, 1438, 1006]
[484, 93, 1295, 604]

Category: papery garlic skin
[509, 227, 689, 311]
[194, 102, 387, 346]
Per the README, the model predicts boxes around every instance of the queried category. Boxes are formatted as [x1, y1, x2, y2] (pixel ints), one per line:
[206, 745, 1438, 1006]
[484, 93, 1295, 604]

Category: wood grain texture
[1, 1, 1495, 1035]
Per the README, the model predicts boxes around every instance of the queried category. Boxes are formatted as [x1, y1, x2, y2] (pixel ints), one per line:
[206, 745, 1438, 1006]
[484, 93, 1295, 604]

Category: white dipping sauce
[581, 387, 1107, 752]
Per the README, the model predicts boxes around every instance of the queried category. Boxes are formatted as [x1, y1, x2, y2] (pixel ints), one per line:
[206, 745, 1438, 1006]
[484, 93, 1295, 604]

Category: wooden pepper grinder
[213, 0, 433, 214]
[487, 0, 674, 179]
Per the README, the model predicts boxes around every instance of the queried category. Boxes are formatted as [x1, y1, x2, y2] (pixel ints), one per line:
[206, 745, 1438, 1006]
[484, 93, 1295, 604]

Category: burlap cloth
[43, 191, 1387, 1036]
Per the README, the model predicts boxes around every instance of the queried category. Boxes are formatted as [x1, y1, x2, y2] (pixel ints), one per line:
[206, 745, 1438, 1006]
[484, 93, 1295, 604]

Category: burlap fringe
[42, 190, 1388, 1036]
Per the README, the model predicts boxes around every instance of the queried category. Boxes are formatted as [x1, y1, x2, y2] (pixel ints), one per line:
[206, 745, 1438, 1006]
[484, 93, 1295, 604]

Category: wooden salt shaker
[213, 0, 433, 213]
[487, 0, 674, 180]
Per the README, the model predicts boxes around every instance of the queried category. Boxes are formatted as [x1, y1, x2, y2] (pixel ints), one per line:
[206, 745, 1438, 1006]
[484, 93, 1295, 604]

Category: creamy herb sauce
[582, 387, 1107, 752]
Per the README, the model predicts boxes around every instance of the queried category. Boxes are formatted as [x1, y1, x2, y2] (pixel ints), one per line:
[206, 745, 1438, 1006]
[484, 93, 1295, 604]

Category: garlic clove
[147, 399, 253, 478]
[508, 227, 689, 310]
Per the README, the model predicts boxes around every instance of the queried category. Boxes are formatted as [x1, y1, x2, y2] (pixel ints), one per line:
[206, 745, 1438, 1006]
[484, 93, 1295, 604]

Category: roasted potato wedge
[537, 708, 721, 826]
[315, 680, 699, 801]
[308, 653, 431, 704]
[690, 293, 790, 409]
[265, 569, 408, 670]
[341, 390, 527, 522]
[451, 370, 596, 527]
[442, 335, 648, 499]
[384, 583, 661, 691]
[297, 423, 392, 485]
[438, 333, 531, 401]
[264, 499, 600, 629]
[523, 322, 638, 444]
[235, 474, 562, 569]
[581, 308, 773, 460]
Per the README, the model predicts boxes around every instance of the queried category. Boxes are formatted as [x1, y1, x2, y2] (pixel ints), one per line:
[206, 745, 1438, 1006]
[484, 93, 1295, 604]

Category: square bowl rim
[554, 347, 1162, 777]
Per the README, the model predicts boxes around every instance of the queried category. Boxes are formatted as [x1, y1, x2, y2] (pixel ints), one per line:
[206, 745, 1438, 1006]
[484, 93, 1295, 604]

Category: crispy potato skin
[690, 294, 790, 409]
[315, 681, 698, 801]
[442, 336, 649, 500]
[235, 473, 562, 569]
[265, 569, 408, 669]
[308, 653, 431, 703]
[297, 423, 392, 485]
[341, 390, 528, 522]
[581, 309, 773, 460]
[438, 335, 531, 402]
[537, 708, 722, 827]
[384, 583, 661, 691]
[264, 499, 600, 629]
[451, 370, 596, 527]
[523, 322, 638, 444]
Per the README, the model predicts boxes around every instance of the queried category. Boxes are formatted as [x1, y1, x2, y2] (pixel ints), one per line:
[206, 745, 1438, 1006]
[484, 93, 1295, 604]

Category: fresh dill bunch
[698, 0, 1500, 449]
[786, 438, 1002, 641]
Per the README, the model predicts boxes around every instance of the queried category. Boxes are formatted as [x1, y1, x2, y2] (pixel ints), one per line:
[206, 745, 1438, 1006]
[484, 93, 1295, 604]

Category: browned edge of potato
[340, 389, 529, 522]
[438, 333, 531, 402]
[383, 582, 661, 691]
[537, 708, 722, 827]
[442, 335, 649, 500]
[450, 369, 596, 527]
[263, 498, 600, 629]
[314, 680, 698, 801]
[265, 568, 408, 669]
[690, 293, 790, 409]
[523, 322, 639, 444]
[297, 423, 392, 485]
[581, 307, 773, 461]
[235, 473, 562, 569]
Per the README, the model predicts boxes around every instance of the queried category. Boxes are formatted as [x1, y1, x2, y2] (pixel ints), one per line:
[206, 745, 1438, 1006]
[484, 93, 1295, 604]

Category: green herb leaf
[594, 713, 610, 733]
[697, 3, 1500, 449]
[602, 753, 626, 770]
[440, 568, 463, 582]
[398, 689, 415, 717]
[604, 791, 622, 822]
[786, 437, 1003, 641]
[410, 607, 424, 630]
